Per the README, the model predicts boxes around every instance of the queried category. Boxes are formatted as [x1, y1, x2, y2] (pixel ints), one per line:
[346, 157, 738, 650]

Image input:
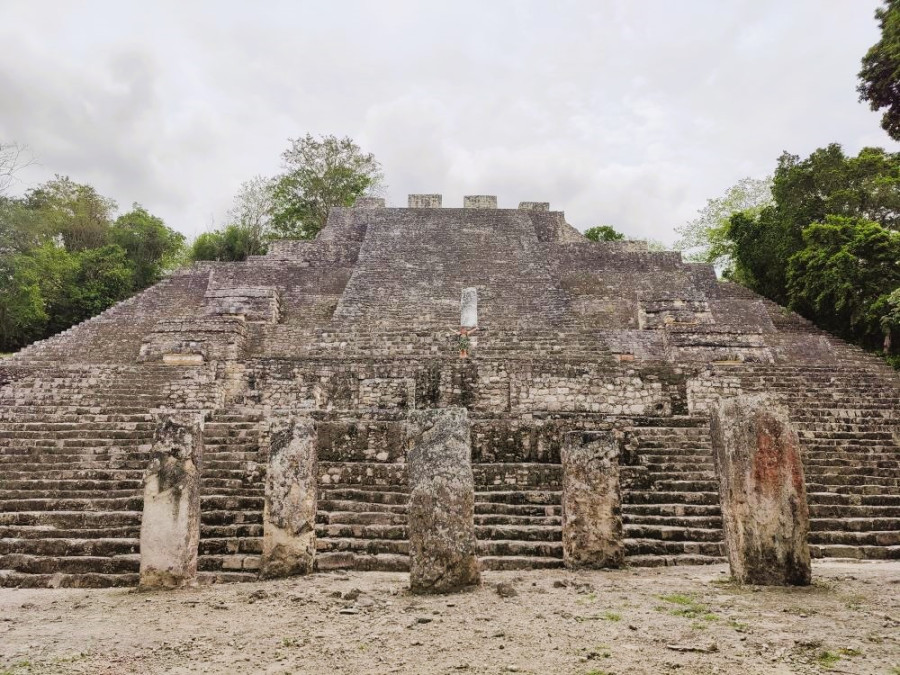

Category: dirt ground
[0, 561, 898, 675]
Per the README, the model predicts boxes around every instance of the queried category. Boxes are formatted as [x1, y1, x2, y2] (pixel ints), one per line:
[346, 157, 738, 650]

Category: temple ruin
[0, 195, 897, 588]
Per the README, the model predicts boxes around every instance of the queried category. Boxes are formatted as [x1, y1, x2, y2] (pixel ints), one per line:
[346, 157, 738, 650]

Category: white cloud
[0, 0, 896, 244]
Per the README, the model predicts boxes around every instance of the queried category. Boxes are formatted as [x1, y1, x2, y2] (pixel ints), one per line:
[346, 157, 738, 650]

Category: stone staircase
[197, 410, 267, 583]
[0, 365, 179, 587]
[623, 421, 724, 566]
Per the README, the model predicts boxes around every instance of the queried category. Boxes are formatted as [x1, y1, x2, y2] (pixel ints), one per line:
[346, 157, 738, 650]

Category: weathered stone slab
[710, 396, 811, 585]
[406, 408, 480, 593]
[463, 195, 497, 209]
[560, 431, 624, 569]
[408, 194, 442, 208]
[261, 418, 318, 578]
[460, 287, 478, 328]
[139, 414, 204, 588]
[518, 201, 550, 211]
[354, 197, 385, 208]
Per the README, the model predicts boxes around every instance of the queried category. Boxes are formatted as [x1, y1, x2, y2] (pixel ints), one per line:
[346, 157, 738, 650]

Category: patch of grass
[585, 670, 611, 675]
[816, 650, 841, 669]
[0, 661, 33, 675]
[601, 611, 621, 622]
[656, 593, 717, 622]
[838, 647, 861, 657]
[281, 637, 299, 648]
[728, 619, 749, 633]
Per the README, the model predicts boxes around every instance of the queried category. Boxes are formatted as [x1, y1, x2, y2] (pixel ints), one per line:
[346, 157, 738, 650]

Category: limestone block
[460, 287, 478, 328]
[139, 414, 204, 588]
[560, 431, 624, 569]
[261, 418, 318, 578]
[408, 194, 442, 208]
[463, 195, 497, 209]
[518, 201, 550, 211]
[710, 396, 811, 586]
[406, 408, 480, 593]
[355, 197, 385, 208]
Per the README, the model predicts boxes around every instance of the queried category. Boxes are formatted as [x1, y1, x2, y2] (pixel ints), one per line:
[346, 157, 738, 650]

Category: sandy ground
[0, 561, 898, 675]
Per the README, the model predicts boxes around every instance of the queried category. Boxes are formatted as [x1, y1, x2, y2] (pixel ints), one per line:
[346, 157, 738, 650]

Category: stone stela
[0, 193, 897, 591]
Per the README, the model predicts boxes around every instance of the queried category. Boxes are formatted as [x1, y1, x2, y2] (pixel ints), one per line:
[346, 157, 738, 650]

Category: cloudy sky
[1, 0, 896, 243]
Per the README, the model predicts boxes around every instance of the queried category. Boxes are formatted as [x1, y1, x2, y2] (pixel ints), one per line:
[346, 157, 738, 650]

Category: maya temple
[1, 194, 898, 590]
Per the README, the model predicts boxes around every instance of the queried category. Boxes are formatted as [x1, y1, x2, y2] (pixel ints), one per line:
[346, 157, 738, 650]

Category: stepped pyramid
[1, 195, 898, 588]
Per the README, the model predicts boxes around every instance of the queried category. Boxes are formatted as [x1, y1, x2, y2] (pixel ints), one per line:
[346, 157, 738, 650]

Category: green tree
[0, 252, 48, 351]
[227, 175, 274, 255]
[190, 225, 260, 262]
[110, 204, 185, 288]
[675, 176, 773, 265]
[880, 287, 900, 353]
[584, 225, 625, 242]
[25, 176, 117, 251]
[787, 216, 900, 349]
[270, 134, 383, 239]
[858, 0, 900, 141]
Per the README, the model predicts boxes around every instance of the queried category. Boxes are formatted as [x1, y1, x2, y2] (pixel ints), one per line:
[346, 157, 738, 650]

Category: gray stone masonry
[261, 418, 318, 578]
[406, 408, 480, 593]
[560, 431, 624, 569]
[463, 195, 497, 209]
[710, 396, 811, 585]
[139, 414, 204, 588]
[408, 194, 442, 208]
[0, 195, 897, 588]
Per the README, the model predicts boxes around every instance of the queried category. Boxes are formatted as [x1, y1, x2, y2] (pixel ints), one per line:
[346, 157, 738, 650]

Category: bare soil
[1, 561, 898, 675]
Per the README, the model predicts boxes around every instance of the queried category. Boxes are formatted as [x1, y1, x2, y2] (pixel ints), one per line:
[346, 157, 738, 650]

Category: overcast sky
[1, 0, 897, 244]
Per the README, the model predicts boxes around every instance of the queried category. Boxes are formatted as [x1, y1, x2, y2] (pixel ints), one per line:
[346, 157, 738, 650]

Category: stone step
[315, 552, 409, 572]
[201, 510, 263, 526]
[197, 554, 261, 573]
[317, 537, 409, 555]
[316, 511, 408, 526]
[623, 514, 722, 529]
[316, 524, 407, 540]
[625, 538, 724, 557]
[0, 570, 139, 588]
[625, 554, 724, 567]
[0, 497, 142, 512]
[198, 537, 262, 555]
[808, 492, 900, 506]
[0, 537, 138, 557]
[0, 553, 140, 575]
[810, 544, 900, 560]
[808, 530, 900, 546]
[621, 503, 721, 517]
[317, 499, 408, 515]
[479, 555, 563, 571]
[623, 491, 719, 506]
[319, 487, 410, 505]
[476, 539, 562, 558]
[475, 490, 561, 506]
[474, 502, 562, 517]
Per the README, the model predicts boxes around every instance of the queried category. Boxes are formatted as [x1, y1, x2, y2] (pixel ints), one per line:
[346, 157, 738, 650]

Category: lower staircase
[197, 410, 266, 583]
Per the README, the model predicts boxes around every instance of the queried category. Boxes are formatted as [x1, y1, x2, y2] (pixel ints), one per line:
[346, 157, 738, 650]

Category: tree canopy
[680, 143, 900, 364]
[0, 176, 183, 353]
[584, 225, 625, 242]
[858, 0, 900, 141]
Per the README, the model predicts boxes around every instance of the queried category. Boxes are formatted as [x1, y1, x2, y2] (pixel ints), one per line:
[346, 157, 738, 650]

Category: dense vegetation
[0, 176, 184, 352]
[677, 144, 900, 366]
[190, 134, 383, 262]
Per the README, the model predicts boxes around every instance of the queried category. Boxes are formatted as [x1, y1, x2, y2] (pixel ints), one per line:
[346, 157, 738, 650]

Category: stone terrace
[1, 195, 898, 587]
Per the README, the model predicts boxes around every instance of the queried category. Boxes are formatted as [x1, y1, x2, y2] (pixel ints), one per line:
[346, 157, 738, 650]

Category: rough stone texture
[518, 201, 550, 211]
[139, 414, 204, 588]
[460, 287, 478, 328]
[0, 197, 897, 588]
[261, 418, 317, 578]
[406, 408, 480, 593]
[354, 197, 385, 208]
[408, 194, 442, 208]
[710, 396, 811, 586]
[560, 431, 624, 569]
[204, 286, 281, 323]
[463, 195, 497, 209]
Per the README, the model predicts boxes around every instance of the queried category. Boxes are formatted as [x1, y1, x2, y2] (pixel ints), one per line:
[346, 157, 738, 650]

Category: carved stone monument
[139, 414, 204, 588]
[406, 408, 480, 593]
[260, 418, 318, 578]
[560, 431, 624, 568]
[710, 396, 811, 585]
[461, 287, 478, 328]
